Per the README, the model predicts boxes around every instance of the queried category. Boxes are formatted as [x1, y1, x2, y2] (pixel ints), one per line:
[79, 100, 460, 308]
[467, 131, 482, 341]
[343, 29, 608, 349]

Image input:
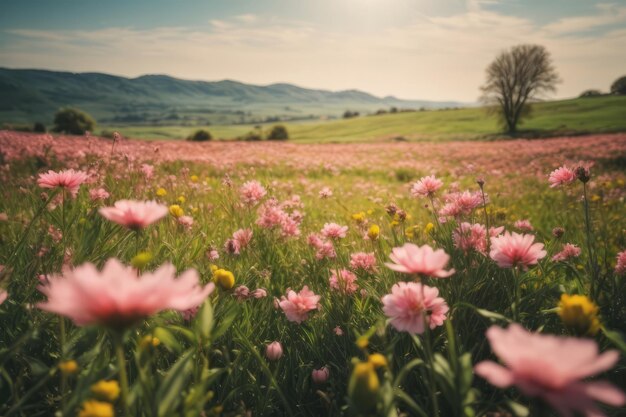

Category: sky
[1, 0, 625, 102]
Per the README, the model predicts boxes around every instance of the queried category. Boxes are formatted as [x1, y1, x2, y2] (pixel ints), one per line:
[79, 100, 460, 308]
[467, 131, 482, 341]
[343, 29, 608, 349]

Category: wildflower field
[1, 130, 626, 417]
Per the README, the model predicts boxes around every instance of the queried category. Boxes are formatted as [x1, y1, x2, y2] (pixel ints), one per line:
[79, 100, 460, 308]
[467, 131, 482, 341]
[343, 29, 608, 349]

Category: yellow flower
[424, 222, 434, 235]
[210, 264, 219, 274]
[213, 269, 235, 290]
[156, 187, 167, 197]
[79, 400, 114, 417]
[190, 175, 199, 182]
[356, 336, 369, 350]
[131, 252, 152, 270]
[140, 334, 161, 349]
[590, 194, 601, 202]
[58, 360, 78, 376]
[367, 224, 380, 241]
[348, 361, 380, 412]
[169, 204, 184, 218]
[351, 212, 366, 224]
[558, 294, 600, 336]
[91, 380, 120, 402]
[368, 353, 388, 369]
[177, 195, 186, 204]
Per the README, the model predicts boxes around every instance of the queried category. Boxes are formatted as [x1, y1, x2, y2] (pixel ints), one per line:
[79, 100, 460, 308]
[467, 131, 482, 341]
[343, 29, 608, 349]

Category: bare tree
[481, 45, 559, 133]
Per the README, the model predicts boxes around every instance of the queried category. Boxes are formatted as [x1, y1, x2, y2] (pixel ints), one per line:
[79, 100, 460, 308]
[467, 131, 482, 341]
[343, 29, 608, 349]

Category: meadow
[0, 130, 626, 417]
[103, 96, 626, 143]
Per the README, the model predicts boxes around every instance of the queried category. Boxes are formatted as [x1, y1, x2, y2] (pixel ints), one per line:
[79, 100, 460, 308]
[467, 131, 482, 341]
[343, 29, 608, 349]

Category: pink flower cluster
[233, 285, 267, 302]
[240, 180, 267, 206]
[329, 269, 358, 295]
[615, 250, 626, 275]
[225, 228, 253, 255]
[410, 175, 443, 198]
[552, 243, 582, 262]
[475, 324, 625, 417]
[381, 282, 449, 334]
[307, 233, 337, 260]
[439, 191, 484, 218]
[279, 286, 320, 323]
[320, 222, 348, 239]
[256, 200, 301, 237]
[349, 252, 377, 272]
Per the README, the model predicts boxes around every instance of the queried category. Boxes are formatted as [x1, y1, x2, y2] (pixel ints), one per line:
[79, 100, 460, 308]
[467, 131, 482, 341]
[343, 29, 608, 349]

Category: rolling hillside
[0, 68, 463, 126]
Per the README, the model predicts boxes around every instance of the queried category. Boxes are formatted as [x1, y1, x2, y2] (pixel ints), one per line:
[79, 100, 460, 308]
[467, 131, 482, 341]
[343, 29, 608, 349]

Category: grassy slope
[103, 95, 626, 142]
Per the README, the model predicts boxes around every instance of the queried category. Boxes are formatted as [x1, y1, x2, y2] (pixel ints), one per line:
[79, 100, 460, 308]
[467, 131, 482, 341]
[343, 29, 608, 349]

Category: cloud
[2, 4, 625, 101]
[542, 3, 626, 35]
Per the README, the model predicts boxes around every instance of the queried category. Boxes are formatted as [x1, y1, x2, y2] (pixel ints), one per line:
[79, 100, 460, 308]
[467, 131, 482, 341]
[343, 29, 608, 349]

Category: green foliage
[33, 122, 46, 133]
[579, 89, 603, 98]
[52, 107, 96, 135]
[186, 129, 212, 142]
[267, 125, 289, 141]
[610, 75, 626, 95]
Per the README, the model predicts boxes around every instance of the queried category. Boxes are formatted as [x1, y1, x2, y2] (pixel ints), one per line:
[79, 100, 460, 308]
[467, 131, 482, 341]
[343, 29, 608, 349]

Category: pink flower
[321, 223, 348, 239]
[37, 169, 88, 198]
[265, 341, 283, 361]
[319, 187, 333, 198]
[514, 219, 534, 232]
[99, 200, 168, 230]
[386, 243, 455, 278]
[177, 215, 194, 229]
[349, 252, 377, 272]
[234, 285, 250, 301]
[453, 223, 487, 254]
[410, 175, 443, 198]
[206, 248, 219, 261]
[329, 269, 358, 295]
[89, 188, 110, 201]
[0, 289, 7, 305]
[140, 164, 154, 179]
[240, 180, 267, 206]
[475, 324, 625, 417]
[615, 250, 626, 275]
[381, 282, 449, 334]
[549, 166, 577, 188]
[315, 241, 337, 260]
[37, 259, 215, 328]
[233, 228, 253, 250]
[279, 286, 320, 323]
[251, 288, 268, 298]
[333, 326, 344, 336]
[552, 243, 582, 262]
[439, 191, 484, 218]
[312, 367, 330, 384]
[490, 232, 547, 269]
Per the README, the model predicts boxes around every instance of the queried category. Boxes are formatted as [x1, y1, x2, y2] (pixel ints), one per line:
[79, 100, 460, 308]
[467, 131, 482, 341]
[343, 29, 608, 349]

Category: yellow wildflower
[190, 175, 199, 182]
[177, 195, 186, 204]
[356, 336, 369, 350]
[156, 188, 167, 197]
[91, 380, 120, 402]
[424, 222, 434, 235]
[78, 400, 114, 417]
[351, 212, 366, 224]
[58, 360, 78, 376]
[348, 361, 380, 412]
[368, 353, 388, 369]
[367, 224, 380, 241]
[140, 335, 161, 349]
[213, 269, 235, 290]
[558, 294, 600, 336]
[169, 204, 184, 218]
[131, 252, 152, 270]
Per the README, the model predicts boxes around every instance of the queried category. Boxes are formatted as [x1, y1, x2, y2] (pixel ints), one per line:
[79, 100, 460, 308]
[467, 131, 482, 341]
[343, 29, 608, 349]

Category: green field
[103, 95, 626, 142]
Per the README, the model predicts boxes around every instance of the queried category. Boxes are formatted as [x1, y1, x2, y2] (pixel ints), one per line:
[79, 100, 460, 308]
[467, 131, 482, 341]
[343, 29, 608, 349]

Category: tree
[579, 90, 603, 98]
[610, 76, 626, 95]
[267, 125, 289, 141]
[186, 129, 212, 142]
[52, 108, 96, 135]
[481, 45, 559, 133]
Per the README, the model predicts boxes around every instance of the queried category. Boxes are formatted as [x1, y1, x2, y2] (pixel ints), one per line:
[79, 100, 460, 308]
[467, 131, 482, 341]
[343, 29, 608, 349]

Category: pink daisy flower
[279, 286, 320, 324]
[386, 243, 455, 278]
[321, 223, 348, 239]
[549, 166, 577, 188]
[99, 200, 168, 230]
[453, 222, 487, 254]
[329, 269, 358, 295]
[240, 180, 267, 206]
[552, 243, 582, 262]
[381, 282, 449, 334]
[37, 259, 214, 328]
[349, 252, 377, 273]
[475, 324, 625, 417]
[410, 175, 443, 198]
[37, 169, 88, 198]
[490, 232, 547, 269]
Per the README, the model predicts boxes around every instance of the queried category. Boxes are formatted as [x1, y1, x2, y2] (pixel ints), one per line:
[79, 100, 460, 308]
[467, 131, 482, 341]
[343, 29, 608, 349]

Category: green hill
[105, 95, 626, 143]
[0, 68, 462, 126]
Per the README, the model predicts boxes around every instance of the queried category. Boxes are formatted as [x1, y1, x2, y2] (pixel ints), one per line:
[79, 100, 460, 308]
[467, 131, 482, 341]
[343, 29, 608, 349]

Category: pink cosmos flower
[312, 367, 330, 384]
[349, 252, 377, 272]
[321, 223, 348, 239]
[439, 191, 484, 218]
[37, 169, 88, 198]
[475, 324, 625, 417]
[381, 282, 449, 334]
[89, 188, 110, 201]
[549, 166, 577, 188]
[410, 175, 443, 198]
[490, 232, 547, 269]
[319, 187, 333, 198]
[329, 269, 358, 295]
[265, 341, 283, 361]
[386, 243, 455, 278]
[240, 180, 267, 206]
[453, 222, 487, 254]
[552, 243, 582, 262]
[514, 219, 534, 232]
[37, 259, 214, 328]
[279, 286, 320, 323]
[99, 200, 168, 230]
[615, 250, 626, 275]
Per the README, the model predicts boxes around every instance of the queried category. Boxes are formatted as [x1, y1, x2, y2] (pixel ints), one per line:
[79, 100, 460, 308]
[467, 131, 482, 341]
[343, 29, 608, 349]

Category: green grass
[102, 96, 626, 142]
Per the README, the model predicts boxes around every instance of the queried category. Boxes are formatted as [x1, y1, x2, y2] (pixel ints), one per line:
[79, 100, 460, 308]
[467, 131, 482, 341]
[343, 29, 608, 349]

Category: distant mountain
[0, 68, 466, 126]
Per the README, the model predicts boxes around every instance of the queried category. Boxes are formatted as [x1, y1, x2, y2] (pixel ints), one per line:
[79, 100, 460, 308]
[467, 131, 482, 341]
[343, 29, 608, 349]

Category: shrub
[33, 122, 46, 133]
[242, 131, 263, 141]
[579, 90, 603, 98]
[52, 108, 96, 135]
[610, 76, 626, 95]
[186, 129, 212, 142]
[267, 125, 289, 141]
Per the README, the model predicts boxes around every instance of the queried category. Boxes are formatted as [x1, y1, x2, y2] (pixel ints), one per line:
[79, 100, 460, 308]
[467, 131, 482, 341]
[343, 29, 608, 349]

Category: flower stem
[581, 183, 597, 297]
[423, 322, 439, 416]
[113, 333, 131, 417]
